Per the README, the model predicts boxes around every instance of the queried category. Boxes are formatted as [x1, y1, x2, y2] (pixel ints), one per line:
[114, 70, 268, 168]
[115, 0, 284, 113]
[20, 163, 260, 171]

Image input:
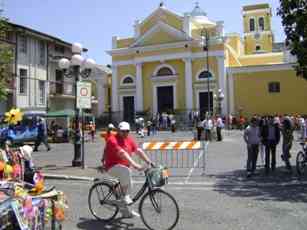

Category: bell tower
[242, 4, 273, 55]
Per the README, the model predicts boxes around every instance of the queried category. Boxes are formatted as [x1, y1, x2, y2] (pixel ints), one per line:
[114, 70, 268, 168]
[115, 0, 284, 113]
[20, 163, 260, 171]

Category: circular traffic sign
[80, 87, 88, 96]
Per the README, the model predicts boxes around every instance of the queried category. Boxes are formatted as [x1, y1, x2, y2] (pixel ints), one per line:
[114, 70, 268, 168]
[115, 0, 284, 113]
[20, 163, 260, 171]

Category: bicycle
[296, 142, 307, 176]
[88, 166, 179, 230]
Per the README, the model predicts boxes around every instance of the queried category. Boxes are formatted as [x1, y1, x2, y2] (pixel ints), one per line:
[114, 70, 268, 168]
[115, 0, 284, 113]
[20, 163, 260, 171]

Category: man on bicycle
[103, 121, 152, 218]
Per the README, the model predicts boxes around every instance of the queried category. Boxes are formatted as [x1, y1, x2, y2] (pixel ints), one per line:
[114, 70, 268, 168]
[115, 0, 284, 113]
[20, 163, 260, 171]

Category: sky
[4, 0, 285, 65]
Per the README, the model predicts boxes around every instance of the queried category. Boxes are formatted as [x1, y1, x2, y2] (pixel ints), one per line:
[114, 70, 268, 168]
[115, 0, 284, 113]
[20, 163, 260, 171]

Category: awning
[46, 109, 93, 118]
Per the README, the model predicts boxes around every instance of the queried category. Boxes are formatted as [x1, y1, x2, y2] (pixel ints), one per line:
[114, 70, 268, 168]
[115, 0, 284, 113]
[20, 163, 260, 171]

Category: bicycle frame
[111, 172, 155, 206]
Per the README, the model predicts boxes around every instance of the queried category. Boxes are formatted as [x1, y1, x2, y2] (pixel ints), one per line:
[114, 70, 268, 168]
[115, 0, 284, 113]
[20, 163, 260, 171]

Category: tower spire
[159, 1, 164, 8]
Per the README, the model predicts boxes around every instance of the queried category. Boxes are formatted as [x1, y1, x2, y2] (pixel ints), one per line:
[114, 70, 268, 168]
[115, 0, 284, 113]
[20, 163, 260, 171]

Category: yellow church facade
[107, 3, 307, 121]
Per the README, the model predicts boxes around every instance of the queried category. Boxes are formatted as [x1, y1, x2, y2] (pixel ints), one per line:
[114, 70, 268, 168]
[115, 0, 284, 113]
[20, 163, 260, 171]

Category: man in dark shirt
[33, 117, 51, 152]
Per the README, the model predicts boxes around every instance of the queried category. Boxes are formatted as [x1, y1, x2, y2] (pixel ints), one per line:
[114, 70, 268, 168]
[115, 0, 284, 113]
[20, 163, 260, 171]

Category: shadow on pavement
[211, 167, 307, 203]
[77, 217, 147, 230]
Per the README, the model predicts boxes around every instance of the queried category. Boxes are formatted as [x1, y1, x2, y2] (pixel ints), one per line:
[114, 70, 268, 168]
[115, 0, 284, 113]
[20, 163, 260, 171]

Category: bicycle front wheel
[88, 182, 119, 221]
[139, 189, 179, 230]
[296, 151, 306, 176]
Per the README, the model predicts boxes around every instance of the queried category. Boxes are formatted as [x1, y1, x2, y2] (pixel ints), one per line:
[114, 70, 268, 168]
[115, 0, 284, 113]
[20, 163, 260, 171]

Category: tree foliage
[0, 18, 13, 100]
[278, 0, 307, 80]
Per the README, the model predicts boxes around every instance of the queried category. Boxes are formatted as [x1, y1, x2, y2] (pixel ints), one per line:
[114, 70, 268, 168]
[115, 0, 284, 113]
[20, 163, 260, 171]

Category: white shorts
[108, 164, 132, 194]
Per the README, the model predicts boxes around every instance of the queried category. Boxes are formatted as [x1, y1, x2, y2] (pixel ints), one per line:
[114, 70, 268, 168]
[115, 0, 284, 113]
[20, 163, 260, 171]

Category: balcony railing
[49, 81, 75, 96]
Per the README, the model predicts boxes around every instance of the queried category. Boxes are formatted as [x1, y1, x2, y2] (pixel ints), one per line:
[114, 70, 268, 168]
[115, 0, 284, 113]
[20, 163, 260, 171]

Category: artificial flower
[4, 108, 23, 125]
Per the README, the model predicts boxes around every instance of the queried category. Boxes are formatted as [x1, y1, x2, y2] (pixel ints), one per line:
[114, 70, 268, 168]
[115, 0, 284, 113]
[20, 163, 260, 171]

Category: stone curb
[44, 174, 95, 181]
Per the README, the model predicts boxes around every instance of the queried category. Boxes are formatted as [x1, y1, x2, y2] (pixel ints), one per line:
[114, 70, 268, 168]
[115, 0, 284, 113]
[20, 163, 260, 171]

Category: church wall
[117, 65, 136, 84]
[232, 69, 307, 117]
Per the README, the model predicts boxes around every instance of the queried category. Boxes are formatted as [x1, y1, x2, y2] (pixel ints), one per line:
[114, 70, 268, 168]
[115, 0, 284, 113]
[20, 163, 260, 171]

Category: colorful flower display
[4, 108, 23, 125]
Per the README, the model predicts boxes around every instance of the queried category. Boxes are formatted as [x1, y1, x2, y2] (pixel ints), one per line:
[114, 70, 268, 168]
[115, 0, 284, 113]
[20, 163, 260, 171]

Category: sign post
[77, 82, 92, 109]
[77, 82, 92, 169]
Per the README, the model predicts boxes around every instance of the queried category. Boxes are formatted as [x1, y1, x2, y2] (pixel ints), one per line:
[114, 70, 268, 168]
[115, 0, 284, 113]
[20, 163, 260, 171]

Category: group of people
[243, 115, 298, 177]
[196, 116, 224, 141]
[135, 114, 176, 138]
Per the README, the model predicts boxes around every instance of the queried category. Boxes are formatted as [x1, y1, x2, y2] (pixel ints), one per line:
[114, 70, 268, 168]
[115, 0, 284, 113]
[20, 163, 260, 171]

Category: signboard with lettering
[77, 82, 92, 109]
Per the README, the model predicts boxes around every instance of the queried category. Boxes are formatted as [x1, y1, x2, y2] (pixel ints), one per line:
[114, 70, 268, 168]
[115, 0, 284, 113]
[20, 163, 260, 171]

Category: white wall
[16, 33, 47, 112]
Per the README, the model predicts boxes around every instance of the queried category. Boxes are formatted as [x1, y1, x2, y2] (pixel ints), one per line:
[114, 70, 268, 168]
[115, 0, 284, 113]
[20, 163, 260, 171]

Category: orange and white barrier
[142, 141, 207, 175]
[142, 141, 201, 150]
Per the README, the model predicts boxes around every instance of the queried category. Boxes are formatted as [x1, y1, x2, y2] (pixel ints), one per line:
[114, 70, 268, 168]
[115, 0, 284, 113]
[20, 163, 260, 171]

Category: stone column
[96, 74, 106, 116]
[183, 58, 193, 110]
[217, 56, 226, 115]
[111, 65, 119, 112]
[136, 62, 144, 112]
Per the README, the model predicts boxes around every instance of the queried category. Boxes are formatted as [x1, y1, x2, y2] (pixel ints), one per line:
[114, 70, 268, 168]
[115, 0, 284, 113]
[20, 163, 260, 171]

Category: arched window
[249, 18, 255, 32]
[198, 70, 212, 79]
[123, 76, 134, 84]
[258, 17, 264, 31]
[156, 67, 173, 76]
[120, 75, 135, 86]
[256, 45, 261, 51]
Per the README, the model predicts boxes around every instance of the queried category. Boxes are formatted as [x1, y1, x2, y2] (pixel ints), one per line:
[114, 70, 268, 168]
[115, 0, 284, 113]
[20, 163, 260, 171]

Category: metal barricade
[142, 141, 207, 175]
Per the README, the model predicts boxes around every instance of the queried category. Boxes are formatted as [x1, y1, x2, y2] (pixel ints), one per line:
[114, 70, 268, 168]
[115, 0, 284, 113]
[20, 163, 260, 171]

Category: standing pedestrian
[33, 117, 51, 152]
[261, 116, 280, 174]
[204, 116, 213, 141]
[151, 117, 157, 135]
[281, 117, 294, 172]
[171, 118, 176, 133]
[299, 116, 305, 141]
[89, 121, 96, 142]
[243, 117, 261, 177]
[196, 118, 203, 141]
[147, 120, 152, 136]
[216, 116, 224, 141]
[258, 117, 266, 165]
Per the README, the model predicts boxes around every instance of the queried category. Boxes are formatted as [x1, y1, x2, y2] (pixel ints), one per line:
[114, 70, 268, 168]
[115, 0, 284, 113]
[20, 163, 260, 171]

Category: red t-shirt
[104, 134, 138, 170]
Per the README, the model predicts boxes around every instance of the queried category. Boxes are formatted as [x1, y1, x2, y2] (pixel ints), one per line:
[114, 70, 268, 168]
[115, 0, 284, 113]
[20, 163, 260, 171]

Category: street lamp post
[201, 29, 211, 116]
[58, 43, 95, 167]
[214, 88, 225, 115]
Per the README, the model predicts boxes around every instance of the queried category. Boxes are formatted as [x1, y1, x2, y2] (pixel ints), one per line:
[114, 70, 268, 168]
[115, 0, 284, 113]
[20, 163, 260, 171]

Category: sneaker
[123, 195, 133, 205]
[121, 209, 140, 219]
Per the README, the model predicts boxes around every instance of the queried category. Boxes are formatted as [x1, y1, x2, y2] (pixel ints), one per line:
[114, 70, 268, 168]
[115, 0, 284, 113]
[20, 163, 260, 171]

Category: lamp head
[58, 58, 70, 70]
[72, 42, 83, 54]
[84, 58, 96, 69]
[71, 54, 84, 66]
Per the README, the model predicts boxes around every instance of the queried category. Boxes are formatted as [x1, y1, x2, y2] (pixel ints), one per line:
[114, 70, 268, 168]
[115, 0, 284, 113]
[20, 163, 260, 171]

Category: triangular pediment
[140, 7, 183, 37]
[131, 21, 191, 47]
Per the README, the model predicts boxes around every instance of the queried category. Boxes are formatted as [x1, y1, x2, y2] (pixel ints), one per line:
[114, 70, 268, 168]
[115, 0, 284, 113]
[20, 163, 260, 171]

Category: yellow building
[107, 3, 307, 121]
[227, 3, 307, 117]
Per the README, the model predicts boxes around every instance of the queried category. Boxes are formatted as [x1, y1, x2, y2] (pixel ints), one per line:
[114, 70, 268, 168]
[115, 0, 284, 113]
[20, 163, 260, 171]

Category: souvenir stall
[0, 109, 68, 230]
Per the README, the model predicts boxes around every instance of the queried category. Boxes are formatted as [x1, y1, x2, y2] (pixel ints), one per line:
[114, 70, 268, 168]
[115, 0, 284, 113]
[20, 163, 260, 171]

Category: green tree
[278, 0, 307, 80]
[0, 18, 13, 100]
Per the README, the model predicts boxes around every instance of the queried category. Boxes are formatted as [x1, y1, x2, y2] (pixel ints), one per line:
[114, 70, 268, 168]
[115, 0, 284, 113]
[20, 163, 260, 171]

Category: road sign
[77, 81, 92, 109]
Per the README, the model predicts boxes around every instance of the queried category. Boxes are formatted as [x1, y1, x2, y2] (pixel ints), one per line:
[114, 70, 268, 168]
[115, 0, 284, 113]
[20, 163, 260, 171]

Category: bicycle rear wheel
[88, 182, 119, 221]
[139, 189, 179, 230]
[296, 151, 306, 176]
